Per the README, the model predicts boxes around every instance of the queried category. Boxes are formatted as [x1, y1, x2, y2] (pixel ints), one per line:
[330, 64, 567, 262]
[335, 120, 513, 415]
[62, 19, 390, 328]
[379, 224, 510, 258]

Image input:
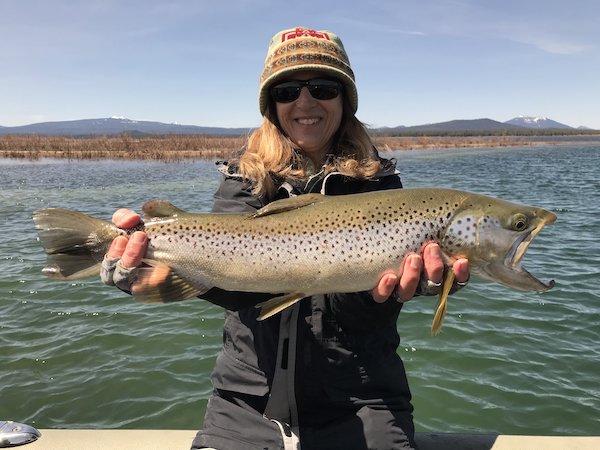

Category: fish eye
[511, 214, 529, 231]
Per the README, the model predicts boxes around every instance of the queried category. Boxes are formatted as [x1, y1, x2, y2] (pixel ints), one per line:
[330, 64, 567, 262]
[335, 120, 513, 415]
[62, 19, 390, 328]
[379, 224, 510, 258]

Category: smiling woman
[98, 26, 469, 450]
[239, 27, 382, 198]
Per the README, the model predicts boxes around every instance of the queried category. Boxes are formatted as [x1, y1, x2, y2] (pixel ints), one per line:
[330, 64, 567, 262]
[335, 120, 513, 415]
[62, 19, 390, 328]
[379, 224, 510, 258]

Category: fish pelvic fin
[33, 208, 117, 280]
[431, 269, 455, 336]
[132, 259, 210, 303]
[256, 293, 306, 320]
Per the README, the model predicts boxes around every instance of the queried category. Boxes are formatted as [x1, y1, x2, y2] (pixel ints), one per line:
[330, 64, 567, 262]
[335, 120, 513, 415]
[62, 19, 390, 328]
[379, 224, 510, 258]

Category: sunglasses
[270, 78, 343, 103]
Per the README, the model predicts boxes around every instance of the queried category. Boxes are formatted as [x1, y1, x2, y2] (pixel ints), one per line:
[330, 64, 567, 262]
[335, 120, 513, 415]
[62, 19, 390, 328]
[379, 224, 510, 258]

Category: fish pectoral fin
[431, 269, 455, 336]
[251, 194, 325, 218]
[255, 293, 306, 320]
[131, 259, 210, 303]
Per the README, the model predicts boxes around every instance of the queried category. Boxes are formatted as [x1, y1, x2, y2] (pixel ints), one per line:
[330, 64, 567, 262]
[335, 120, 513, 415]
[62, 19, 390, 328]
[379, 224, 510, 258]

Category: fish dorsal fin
[142, 200, 187, 220]
[252, 194, 325, 218]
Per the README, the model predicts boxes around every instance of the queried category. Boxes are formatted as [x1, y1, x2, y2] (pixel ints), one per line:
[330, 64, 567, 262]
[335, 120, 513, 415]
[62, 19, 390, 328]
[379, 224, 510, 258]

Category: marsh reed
[1, 134, 535, 160]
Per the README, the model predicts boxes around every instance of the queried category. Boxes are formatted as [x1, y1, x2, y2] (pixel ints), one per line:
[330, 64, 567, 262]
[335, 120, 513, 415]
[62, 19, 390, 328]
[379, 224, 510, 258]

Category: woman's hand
[100, 209, 148, 291]
[107, 209, 147, 266]
[371, 242, 469, 303]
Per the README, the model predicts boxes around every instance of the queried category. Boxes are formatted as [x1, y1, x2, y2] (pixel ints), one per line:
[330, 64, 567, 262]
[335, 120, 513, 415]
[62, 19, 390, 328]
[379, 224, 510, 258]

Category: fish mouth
[504, 212, 556, 292]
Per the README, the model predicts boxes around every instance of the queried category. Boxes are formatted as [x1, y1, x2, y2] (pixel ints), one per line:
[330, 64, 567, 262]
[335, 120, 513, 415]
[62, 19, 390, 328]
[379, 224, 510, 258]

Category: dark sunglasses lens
[307, 82, 340, 100]
[271, 79, 341, 103]
[271, 85, 301, 103]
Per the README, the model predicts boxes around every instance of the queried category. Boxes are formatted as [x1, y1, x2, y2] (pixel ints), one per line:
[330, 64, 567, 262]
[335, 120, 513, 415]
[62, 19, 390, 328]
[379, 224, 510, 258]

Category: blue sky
[2, 0, 599, 129]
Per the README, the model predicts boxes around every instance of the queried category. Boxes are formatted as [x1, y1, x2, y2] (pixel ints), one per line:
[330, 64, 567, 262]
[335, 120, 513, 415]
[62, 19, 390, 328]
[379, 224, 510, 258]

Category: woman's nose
[295, 86, 317, 106]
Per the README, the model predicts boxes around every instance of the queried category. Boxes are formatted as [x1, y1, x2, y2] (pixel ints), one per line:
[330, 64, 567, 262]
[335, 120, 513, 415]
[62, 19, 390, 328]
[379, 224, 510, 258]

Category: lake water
[1, 144, 599, 436]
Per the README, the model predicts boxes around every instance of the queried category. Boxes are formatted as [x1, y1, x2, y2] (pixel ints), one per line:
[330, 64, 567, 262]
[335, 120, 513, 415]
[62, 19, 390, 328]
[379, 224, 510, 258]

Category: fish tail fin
[256, 293, 306, 320]
[431, 269, 455, 336]
[33, 208, 118, 280]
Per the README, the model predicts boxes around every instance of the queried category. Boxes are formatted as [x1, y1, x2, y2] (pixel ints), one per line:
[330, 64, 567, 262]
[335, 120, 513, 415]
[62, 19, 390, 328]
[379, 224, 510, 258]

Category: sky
[1, 0, 599, 129]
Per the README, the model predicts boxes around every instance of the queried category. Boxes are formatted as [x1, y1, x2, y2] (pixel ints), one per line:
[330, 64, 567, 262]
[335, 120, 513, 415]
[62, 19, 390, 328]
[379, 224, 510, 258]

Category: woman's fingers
[422, 243, 444, 284]
[371, 243, 471, 304]
[106, 235, 128, 259]
[119, 231, 148, 268]
[372, 273, 399, 303]
[453, 258, 470, 283]
[112, 208, 142, 229]
[397, 254, 422, 302]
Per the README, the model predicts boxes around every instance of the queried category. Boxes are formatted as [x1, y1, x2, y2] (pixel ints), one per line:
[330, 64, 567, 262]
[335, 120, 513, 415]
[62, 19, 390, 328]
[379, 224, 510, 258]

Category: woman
[102, 27, 469, 450]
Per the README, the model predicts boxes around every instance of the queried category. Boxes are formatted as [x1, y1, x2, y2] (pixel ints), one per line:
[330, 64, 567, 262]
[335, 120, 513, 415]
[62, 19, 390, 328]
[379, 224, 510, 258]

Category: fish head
[441, 194, 557, 292]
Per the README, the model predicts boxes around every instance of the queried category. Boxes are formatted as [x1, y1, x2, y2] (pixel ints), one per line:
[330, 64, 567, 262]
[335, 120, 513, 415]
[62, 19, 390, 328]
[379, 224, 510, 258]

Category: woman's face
[274, 71, 343, 167]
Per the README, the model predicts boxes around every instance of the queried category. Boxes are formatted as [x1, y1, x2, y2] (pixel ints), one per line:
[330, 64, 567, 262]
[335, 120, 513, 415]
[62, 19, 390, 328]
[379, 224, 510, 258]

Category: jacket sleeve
[211, 175, 265, 213]
[327, 291, 403, 331]
[200, 174, 277, 310]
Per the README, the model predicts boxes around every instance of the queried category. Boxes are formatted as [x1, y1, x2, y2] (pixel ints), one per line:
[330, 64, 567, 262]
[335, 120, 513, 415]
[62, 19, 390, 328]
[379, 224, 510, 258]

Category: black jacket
[192, 156, 417, 450]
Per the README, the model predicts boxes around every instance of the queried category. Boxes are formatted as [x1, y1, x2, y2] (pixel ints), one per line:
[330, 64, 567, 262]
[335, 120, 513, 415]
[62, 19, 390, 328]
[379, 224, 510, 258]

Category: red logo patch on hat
[281, 27, 330, 42]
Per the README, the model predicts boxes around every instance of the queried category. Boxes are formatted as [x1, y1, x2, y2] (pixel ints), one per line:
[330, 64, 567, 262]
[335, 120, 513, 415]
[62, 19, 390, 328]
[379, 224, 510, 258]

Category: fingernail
[430, 244, 441, 258]
[132, 232, 147, 243]
[107, 236, 126, 258]
[114, 237, 127, 251]
[410, 255, 421, 269]
[112, 209, 126, 223]
[386, 275, 397, 288]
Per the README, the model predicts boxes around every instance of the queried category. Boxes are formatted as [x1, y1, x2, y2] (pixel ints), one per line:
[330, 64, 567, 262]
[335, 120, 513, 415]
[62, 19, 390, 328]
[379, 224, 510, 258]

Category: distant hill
[0, 117, 251, 136]
[505, 116, 572, 129]
[376, 118, 524, 134]
[0, 115, 592, 137]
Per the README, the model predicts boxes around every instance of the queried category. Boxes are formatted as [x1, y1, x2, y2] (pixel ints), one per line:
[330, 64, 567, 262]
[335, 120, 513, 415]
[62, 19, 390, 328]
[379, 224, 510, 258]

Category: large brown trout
[33, 188, 556, 334]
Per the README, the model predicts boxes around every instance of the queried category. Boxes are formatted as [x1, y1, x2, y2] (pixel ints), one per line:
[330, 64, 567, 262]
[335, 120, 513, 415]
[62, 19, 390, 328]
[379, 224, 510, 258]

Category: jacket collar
[217, 152, 400, 199]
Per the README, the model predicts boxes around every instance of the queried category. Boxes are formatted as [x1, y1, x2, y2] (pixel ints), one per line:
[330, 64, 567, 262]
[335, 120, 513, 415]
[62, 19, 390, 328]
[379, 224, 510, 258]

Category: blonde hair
[237, 99, 381, 198]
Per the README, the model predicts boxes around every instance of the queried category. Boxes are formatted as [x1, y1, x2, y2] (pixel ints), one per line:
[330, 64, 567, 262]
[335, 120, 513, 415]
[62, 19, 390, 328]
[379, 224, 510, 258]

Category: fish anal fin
[431, 269, 455, 336]
[256, 293, 306, 320]
[131, 259, 210, 303]
[251, 194, 324, 218]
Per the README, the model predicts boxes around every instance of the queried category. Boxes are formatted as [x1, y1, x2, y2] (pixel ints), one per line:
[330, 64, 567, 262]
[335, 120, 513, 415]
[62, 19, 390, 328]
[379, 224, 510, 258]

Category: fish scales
[142, 189, 471, 295]
[33, 188, 556, 334]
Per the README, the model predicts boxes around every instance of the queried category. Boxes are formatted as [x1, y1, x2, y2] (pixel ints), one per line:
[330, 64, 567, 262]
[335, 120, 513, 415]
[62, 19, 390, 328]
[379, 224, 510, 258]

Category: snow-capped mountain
[505, 116, 572, 129]
[0, 117, 250, 136]
[0, 115, 586, 136]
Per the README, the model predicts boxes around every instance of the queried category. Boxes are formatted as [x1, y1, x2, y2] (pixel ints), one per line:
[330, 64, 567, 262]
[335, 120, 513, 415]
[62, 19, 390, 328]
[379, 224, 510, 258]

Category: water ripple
[1, 147, 599, 434]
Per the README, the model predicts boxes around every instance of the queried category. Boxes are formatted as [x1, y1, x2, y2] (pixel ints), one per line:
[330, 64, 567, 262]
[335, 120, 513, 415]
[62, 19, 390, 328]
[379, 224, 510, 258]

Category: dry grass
[372, 135, 537, 151]
[0, 134, 539, 161]
[0, 135, 246, 160]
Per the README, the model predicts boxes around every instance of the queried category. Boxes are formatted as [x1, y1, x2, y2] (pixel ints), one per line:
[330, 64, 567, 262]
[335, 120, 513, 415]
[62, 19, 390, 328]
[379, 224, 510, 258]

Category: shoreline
[0, 135, 593, 160]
